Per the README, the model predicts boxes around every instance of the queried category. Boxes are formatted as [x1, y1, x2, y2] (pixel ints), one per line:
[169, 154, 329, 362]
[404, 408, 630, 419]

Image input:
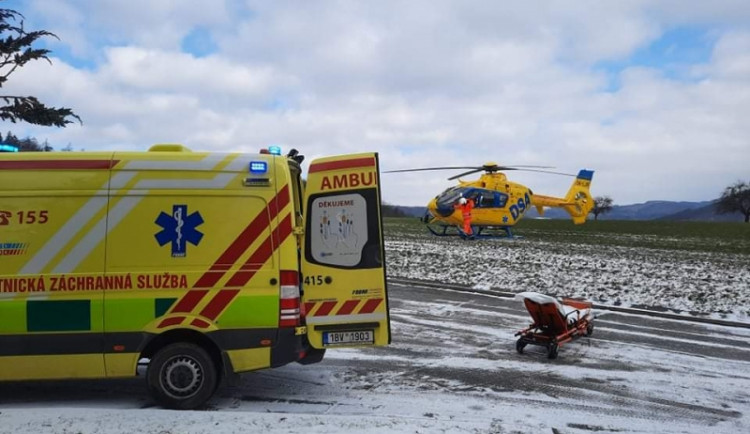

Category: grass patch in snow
[384, 217, 750, 255]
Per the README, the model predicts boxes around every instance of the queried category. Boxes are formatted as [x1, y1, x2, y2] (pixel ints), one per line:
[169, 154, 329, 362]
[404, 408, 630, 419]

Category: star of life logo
[154, 205, 204, 257]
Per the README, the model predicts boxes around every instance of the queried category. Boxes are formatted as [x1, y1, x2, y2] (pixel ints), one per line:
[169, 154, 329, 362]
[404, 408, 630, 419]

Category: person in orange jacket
[454, 197, 474, 237]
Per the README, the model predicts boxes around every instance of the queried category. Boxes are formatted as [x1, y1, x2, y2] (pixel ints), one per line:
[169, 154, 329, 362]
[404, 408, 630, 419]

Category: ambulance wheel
[147, 342, 218, 410]
[586, 323, 594, 337]
[547, 343, 559, 360]
[515, 338, 527, 354]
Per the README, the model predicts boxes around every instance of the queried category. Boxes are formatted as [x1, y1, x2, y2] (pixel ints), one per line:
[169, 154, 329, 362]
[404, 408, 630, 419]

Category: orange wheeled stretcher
[514, 291, 594, 359]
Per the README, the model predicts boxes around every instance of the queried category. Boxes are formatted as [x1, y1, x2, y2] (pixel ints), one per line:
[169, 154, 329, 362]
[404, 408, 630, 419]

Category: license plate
[323, 330, 374, 345]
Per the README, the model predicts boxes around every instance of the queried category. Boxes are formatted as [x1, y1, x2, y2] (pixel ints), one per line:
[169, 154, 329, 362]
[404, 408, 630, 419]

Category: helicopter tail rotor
[562, 170, 595, 224]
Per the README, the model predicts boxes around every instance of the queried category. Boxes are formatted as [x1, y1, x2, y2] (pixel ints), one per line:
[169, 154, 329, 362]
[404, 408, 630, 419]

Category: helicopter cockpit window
[479, 191, 495, 207]
[436, 186, 464, 206]
[463, 189, 479, 202]
[496, 192, 508, 208]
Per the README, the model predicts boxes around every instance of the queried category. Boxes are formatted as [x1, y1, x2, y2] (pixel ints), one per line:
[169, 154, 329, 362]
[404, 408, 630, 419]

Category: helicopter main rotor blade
[383, 164, 556, 174]
[514, 168, 576, 176]
[448, 168, 486, 180]
[504, 165, 555, 169]
[448, 167, 576, 180]
[384, 164, 571, 180]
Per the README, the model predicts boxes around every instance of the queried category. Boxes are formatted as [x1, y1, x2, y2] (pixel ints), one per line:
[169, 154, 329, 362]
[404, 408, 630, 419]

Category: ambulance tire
[147, 342, 218, 410]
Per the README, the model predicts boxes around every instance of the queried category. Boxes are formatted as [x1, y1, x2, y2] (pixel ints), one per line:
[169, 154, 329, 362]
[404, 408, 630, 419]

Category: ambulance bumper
[270, 328, 309, 368]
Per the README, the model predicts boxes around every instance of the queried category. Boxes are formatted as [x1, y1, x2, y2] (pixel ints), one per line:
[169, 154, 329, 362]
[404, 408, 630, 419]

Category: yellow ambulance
[0, 144, 390, 409]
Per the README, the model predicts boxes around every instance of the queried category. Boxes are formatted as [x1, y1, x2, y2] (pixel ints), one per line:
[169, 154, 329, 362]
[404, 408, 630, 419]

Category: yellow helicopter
[384, 163, 594, 238]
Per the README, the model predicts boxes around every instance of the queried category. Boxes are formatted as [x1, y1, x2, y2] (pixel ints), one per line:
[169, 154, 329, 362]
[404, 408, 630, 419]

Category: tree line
[0, 131, 73, 151]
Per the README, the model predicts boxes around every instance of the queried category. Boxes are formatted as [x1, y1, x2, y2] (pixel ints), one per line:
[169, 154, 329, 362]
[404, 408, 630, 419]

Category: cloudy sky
[2, 0, 749, 206]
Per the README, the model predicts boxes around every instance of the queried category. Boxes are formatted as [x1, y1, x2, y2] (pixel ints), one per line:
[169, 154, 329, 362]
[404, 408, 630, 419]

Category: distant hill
[603, 200, 714, 220]
[658, 202, 744, 222]
[391, 200, 744, 222]
[394, 206, 427, 218]
[524, 200, 710, 221]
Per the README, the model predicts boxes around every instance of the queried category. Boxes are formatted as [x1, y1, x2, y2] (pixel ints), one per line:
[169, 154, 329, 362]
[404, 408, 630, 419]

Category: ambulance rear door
[301, 153, 390, 349]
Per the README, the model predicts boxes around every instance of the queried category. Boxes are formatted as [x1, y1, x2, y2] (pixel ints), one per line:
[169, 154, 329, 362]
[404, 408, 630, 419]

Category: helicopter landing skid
[425, 223, 460, 237]
[425, 222, 515, 239]
[466, 225, 515, 239]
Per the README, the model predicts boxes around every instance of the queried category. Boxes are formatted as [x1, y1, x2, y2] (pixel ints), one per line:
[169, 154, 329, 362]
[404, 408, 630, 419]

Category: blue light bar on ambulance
[268, 145, 282, 155]
[249, 161, 268, 174]
[0, 144, 19, 152]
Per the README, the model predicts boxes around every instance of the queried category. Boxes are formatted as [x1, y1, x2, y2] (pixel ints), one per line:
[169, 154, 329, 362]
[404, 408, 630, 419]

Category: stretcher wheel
[547, 343, 559, 359]
[585, 322, 594, 337]
[516, 338, 527, 354]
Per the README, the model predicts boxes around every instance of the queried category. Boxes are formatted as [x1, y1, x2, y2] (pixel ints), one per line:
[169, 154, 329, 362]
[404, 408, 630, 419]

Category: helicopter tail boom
[531, 170, 595, 224]
[564, 170, 595, 224]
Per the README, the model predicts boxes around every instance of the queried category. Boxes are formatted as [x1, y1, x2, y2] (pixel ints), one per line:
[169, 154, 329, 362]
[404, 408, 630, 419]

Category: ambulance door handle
[270, 278, 277, 285]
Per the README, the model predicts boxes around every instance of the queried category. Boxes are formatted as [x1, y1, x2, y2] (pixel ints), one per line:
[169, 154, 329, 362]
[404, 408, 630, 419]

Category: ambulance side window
[304, 188, 381, 269]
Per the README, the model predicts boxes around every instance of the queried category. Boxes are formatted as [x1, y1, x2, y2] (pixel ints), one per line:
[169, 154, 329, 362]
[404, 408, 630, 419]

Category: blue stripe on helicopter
[576, 170, 594, 181]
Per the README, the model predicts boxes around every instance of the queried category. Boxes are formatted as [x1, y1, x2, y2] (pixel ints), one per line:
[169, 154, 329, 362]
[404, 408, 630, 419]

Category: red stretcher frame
[514, 297, 594, 359]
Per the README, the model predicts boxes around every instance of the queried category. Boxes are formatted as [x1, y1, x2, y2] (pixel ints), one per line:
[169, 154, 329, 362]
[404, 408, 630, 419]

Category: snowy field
[1, 222, 749, 434]
[385, 221, 750, 321]
[2, 283, 749, 434]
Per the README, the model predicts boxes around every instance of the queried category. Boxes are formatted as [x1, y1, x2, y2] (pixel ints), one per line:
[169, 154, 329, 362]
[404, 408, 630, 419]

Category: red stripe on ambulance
[336, 300, 360, 315]
[197, 214, 294, 322]
[313, 301, 337, 316]
[225, 214, 293, 287]
[191, 318, 211, 328]
[359, 298, 383, 314]
[308, 157, 375, 174]
[171, 290, 209, 313]
[159, 185, 292, 328]
[306, 298, 384, 316]
[194, 185, 290, 288]
[200, 289, 241, 320]
[224, 238, 273, 287]
[304, 302, 315, 316]
[158, 316, 186, 328]
[0, 160, 119, 170]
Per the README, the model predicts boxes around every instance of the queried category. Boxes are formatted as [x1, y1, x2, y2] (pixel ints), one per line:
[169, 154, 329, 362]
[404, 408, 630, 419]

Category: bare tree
[590, 196, 613, 221]
[716, 181, 750, 223]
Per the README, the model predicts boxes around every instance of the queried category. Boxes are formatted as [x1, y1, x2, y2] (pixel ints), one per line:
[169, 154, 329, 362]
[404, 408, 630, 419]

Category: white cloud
[23, 0, 233, 56]
[99, 47, 295, 98]
[3, 1, 749, 207]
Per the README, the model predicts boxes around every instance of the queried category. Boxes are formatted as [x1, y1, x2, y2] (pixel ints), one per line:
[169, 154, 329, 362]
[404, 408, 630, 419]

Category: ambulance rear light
[279, 270, 300, 327]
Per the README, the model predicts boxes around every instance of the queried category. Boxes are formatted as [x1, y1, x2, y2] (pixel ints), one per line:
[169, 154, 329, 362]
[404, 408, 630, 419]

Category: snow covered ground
[2, 283, 749, 434]
[385, 235, 750, 320]
[1, 232, 748, 433]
